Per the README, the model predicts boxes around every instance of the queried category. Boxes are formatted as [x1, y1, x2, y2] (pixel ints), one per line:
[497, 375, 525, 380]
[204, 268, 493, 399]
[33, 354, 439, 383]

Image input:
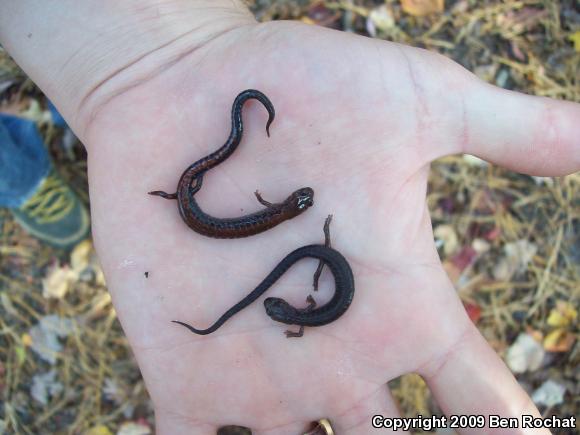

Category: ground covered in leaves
[0, 1, 578, 434]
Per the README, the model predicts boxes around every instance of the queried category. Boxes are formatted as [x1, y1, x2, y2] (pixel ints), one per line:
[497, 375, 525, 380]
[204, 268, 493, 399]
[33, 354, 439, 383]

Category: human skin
[1, 1, 579, 434]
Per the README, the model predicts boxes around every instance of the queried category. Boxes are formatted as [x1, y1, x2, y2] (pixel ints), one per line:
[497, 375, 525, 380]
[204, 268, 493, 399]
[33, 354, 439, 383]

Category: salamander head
[264, 297, 299, 323]
[283, 187, 314, 216]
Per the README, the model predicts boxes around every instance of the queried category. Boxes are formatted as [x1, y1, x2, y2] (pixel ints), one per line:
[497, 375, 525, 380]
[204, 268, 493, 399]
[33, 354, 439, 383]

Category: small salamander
[172, 216, 355, 337]
[149, 89, 314, 238]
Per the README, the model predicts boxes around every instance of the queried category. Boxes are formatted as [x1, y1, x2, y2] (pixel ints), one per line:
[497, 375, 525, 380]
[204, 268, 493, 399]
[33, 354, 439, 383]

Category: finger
[464, 83, 580, 176]
[419, 325, 549, 435]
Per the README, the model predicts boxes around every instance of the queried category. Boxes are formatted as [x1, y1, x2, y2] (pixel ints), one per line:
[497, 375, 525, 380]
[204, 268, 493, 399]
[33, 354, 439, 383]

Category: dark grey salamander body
[172, 244, 354, 336]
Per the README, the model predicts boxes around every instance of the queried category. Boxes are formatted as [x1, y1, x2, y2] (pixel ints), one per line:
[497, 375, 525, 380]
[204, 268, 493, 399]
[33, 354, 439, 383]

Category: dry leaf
[546, 301, 577, 328]
[569, 31, 580, 52]
[472, 238, 490, 254]
[401, 0, 444, 17]
[505, 333, 544, 373]
[462, 154, 488, 167]
[70, 239, 106, 284]
[42, 263, 77, 299]
[495, 69, 510, 88]
[450, 0, 468, 14]
[531, 380, 566, 407]
[474, 64, 498, 82]
[367, 5, 395, 37]
[543, 329, 576, 353]
[103, 378, 126, 405]
[86, 426, 114, 435]
[434, 224, 459, 256]
[463, 301, 482, 324]
[21, 333, 33, 347]
[526, 328, 544, 343]
[21, 99, 52, 125]
[492, 240, 537, 281]
[117, 422, 151, 435]
[29, 315, 74, 364]
[531, 176, 554, 186]
[30, 370, 63, 405]
[70, 239, 93, 274]
[451, 246, 477, 271]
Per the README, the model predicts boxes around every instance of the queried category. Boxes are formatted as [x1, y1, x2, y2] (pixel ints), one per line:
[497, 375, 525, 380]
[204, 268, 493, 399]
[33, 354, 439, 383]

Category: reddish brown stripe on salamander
[148, 89, 314, 238]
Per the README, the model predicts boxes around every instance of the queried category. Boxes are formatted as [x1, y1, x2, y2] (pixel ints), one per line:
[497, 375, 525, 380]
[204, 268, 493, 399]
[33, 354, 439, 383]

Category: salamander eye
[297, 198, 312, 209]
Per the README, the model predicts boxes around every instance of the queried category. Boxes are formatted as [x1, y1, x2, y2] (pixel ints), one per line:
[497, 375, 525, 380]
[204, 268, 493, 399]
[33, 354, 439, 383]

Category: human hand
[3, 2, 578, 434]
[89, 20, 580, 433]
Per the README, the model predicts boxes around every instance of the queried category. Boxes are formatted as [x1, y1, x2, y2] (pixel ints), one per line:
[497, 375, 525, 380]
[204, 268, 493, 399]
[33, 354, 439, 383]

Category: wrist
[0, 0, 254, 134]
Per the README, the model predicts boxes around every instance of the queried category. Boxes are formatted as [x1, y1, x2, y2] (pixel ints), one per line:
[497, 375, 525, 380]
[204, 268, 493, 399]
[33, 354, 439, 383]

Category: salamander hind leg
[148, 190, 177, 200]
[189, 176, 204, 195]
[284, 295, 317, 339]
[285, 326, 304, 338]
[148, 175, 204, 200]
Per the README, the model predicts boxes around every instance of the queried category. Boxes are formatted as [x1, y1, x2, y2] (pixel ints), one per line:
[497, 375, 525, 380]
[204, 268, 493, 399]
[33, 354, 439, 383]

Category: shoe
[11, 169, 90, 249]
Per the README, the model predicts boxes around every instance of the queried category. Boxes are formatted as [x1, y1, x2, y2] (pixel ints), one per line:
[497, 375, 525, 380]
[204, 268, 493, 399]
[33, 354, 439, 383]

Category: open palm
[82, 21, 578, 434]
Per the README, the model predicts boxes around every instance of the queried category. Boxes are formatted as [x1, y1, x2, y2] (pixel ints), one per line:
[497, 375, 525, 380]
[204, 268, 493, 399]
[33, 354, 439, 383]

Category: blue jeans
[0, 114, 50, 208]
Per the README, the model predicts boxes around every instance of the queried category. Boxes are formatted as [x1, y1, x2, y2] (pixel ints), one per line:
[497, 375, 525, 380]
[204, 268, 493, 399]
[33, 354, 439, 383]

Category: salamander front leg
[285, 295, 317, 338]
[312, 215, 333, 291]
[254, 190, 273, 207]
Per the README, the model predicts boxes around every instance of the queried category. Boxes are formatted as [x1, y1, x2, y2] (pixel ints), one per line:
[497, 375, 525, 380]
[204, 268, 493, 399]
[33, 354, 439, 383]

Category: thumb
[464, 83, 580, 176]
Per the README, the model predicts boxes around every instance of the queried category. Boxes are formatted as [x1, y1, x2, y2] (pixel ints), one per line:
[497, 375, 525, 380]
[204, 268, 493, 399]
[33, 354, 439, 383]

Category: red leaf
[463, 302, 482, 324]
[451, 246, 477, 271]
